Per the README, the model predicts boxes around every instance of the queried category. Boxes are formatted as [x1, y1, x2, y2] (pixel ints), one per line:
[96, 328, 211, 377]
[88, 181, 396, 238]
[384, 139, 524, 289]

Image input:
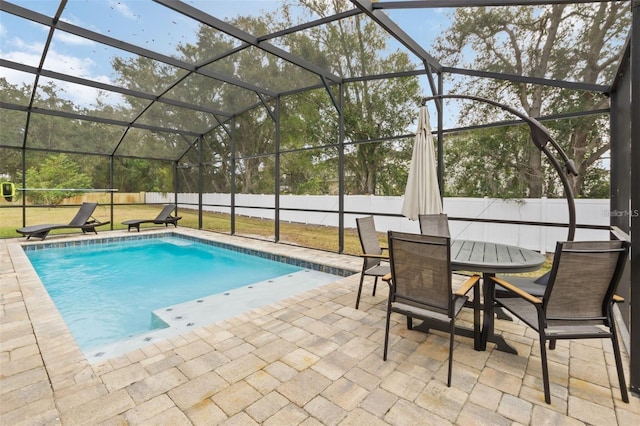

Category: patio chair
[122, 205, 182, 232]
[382, 231, 480, 386]
[418, 213, 450, 238]
[491, 240, 630, 404]
[16, 202, 109, 240]
[355, 216, 390, 309]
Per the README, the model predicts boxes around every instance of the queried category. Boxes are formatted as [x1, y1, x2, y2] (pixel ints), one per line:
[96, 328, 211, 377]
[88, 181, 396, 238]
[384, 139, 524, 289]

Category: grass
[0, 204, 364, 254]
[0, 204, 550, 277]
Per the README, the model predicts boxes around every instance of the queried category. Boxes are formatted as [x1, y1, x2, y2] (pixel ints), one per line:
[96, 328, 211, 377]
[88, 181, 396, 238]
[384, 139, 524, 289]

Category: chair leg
[539, 332, 551, 404]
[549, 339, 556, 350]
[383, 304, 392, 361]
[355, 273, 366, 309]
[406, 316, 413, 330]
[473, 284, 481, 350]
[609, 315, 629, 403]
[448, 317, 455, 387]
[372, 276, 378, 297]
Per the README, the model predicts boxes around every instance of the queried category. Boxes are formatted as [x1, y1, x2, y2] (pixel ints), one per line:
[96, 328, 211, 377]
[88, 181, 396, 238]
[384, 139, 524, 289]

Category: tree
[22, 154, 92, 205]
[0, 79, 29, 184]
[435, 3, 630, 198]
[281, 0, 420, 195]
[108, 0, 421, 196]
[443, 127, 532, 198]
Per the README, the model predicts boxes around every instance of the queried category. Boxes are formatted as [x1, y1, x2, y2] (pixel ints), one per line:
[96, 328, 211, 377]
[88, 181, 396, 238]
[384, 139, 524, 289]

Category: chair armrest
[359, 253, 389, 259]
[454, 275, 480, 297]
[491, 276, 542, 305]
[613, 294, 624, 303]
[381, 272, 392, 283]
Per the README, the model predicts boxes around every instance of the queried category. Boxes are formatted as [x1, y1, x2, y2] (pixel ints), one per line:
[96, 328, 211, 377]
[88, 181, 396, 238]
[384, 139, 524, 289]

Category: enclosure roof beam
[0, 1, 277, 98]
[0, 102, 201, 138]
[3, 144, 178, 162]
[0, 59, 232, 118]
[258, 9, 362, 42]
[611, 34, 631, 93]
[54, 22, 276, 97]
[438, 107, 610, 135]
[443, 67, 610, 93]
[155, 0, 343, 84]
[350, 0, 442, 72]
[375, 0, 615, 8]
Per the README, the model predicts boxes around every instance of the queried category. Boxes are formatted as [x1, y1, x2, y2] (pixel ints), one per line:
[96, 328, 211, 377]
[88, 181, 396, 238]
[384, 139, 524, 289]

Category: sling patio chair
[355, 216, 390, 309]
[418, 213, 450, 238]
[16, 202, 109, 240]
[382, 231, 480, 386]
[383, 231, 480, 386]
[122, 204, 182, 232]
[491, 240, 630, 404]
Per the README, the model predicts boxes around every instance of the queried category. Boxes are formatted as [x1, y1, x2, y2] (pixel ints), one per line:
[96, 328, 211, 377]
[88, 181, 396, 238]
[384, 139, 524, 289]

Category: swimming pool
[24, 234, 346, 357]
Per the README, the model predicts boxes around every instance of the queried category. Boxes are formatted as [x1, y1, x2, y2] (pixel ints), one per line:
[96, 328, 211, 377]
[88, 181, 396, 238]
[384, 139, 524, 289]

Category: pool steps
[85, 269, 339, 362]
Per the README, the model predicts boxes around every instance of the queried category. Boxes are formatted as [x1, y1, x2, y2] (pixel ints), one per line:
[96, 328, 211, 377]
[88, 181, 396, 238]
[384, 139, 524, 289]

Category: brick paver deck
[1, 229, 638, 425]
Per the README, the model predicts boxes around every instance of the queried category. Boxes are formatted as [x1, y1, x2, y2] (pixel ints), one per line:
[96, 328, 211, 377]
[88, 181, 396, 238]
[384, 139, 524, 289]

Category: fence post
[540, 196, 547, 254]
[483, 196, 489, 243]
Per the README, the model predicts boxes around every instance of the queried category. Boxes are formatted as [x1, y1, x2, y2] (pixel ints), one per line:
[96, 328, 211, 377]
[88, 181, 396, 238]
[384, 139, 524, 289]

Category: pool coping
[20, 230, 356, 278]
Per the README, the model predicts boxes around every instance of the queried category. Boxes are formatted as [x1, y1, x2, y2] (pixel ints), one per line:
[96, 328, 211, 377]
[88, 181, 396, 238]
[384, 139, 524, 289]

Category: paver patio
[1, 229, 638, 425]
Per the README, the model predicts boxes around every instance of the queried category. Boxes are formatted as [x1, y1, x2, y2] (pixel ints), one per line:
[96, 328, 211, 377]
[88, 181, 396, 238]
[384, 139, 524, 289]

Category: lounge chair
[16, 202, 110, 240]
[122, 205, 182, 232]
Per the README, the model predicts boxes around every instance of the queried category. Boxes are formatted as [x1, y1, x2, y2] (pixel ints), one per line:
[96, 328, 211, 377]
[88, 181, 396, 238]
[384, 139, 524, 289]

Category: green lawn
[0, 205, 363, 255]
[0, 204, 550, 276]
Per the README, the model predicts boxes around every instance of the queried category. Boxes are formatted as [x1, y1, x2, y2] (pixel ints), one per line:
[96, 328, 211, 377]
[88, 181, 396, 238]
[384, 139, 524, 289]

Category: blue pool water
[26, 236, 302, 350]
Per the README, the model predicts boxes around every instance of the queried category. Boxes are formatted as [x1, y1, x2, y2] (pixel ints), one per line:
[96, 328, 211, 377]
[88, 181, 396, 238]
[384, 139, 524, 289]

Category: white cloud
[1, 39, 44, 67]
[1, 32, 123, 108]
[0, 67, 35, 88]
[110, 0, 137, 20]
[43, 50, 98, 80]
[54, 30, 97, 46]
[1, 62, 125, 109]
[40, 53, 129, 108]
[40, 75, 125, 108]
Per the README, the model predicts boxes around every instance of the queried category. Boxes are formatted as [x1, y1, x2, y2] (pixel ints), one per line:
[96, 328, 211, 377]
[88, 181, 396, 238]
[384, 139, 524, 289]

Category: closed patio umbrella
[401, 105, 443, 220]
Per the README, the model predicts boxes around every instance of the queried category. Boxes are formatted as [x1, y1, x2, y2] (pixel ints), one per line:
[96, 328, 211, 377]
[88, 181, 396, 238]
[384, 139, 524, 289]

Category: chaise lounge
[16, 202, 110, 240]
[121, 204, 182, 232]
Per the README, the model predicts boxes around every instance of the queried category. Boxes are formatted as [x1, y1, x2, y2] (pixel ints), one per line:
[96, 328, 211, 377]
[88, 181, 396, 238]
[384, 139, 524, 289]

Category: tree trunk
[528, 145, 543, 197]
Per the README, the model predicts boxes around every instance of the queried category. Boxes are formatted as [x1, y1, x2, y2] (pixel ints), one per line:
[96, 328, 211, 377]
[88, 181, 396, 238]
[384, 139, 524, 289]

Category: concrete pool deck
[1, 228, 639, 425]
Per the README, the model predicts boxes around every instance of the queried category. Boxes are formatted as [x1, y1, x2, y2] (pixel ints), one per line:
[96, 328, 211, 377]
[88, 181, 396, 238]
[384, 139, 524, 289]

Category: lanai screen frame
[0, 0, 637, 395]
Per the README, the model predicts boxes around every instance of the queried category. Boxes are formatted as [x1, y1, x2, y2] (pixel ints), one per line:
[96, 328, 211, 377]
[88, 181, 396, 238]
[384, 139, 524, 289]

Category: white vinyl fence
[146, 193, 614, 253]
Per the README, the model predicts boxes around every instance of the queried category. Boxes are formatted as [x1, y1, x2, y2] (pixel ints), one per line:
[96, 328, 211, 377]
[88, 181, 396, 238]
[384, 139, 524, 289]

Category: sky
[2, 0, 210, 106]
[1, 1, 451, 124]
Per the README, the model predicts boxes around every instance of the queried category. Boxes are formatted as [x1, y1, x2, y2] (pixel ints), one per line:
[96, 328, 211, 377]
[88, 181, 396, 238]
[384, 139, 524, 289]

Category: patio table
[415, 239, 546, 354]
[451, 239, 546, 353]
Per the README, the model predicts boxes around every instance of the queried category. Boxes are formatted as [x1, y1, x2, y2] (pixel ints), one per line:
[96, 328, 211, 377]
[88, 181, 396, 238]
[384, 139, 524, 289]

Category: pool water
[26, 236, 302, 350]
